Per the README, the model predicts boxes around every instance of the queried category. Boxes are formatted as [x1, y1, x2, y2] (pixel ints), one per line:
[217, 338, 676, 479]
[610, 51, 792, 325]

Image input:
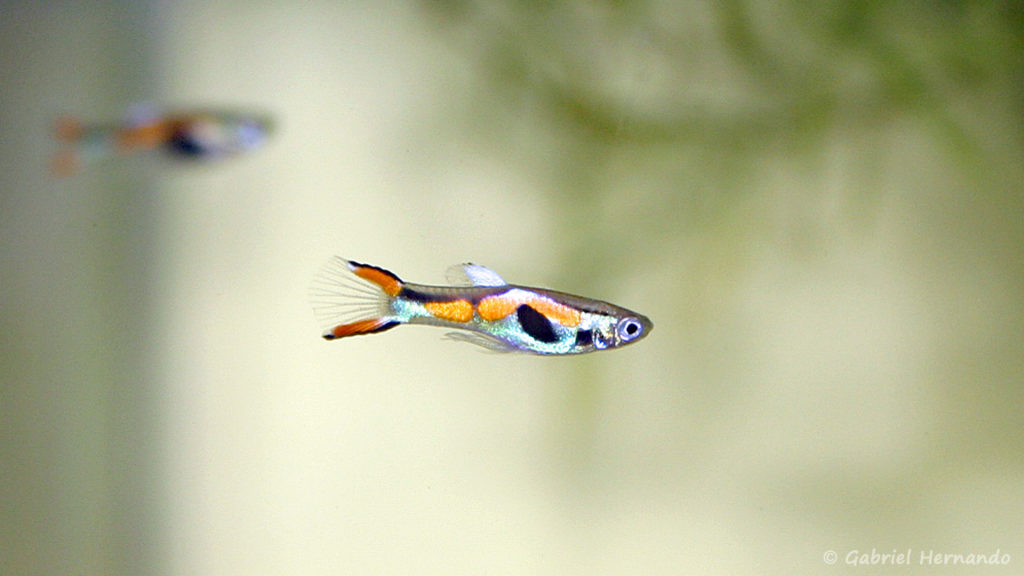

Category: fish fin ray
[445, 263, 507, 287]
[309, 256, 402, 340]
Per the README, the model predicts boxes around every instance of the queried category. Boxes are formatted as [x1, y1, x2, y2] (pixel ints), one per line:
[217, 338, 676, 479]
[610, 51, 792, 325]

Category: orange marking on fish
[477, 295, 518, 321]
[478, 294, 581, 327]
[425, 300, 474, 323]
[353, 265, 403, 297]
[326, 318, 395, 340]
[117, 122, 174, 151]
[527, 298, 581, 327]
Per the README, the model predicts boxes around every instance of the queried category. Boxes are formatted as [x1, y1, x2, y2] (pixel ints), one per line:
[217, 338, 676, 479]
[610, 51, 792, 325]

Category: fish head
[584, 309, 653, 352]
[225, 114, 273, 151]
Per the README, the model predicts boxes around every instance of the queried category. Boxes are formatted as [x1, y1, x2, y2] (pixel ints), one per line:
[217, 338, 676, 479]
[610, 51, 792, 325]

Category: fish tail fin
[50, 117, 86, 176]
[50, 148, 82, 177]
[54, 116, 84, 143]
[309, 256, 405, 340]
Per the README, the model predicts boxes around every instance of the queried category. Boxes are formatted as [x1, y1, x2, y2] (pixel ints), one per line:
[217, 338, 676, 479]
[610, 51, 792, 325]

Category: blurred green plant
[416, 0, 1024, 471]
[419, 0, 1022, 240]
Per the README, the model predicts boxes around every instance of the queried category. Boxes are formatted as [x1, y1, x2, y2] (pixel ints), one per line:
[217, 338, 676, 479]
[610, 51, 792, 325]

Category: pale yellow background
[2, 2, 1021, 575]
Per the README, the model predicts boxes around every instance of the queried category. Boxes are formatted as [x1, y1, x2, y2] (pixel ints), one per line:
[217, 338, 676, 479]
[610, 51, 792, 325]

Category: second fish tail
[50, 116, 117, 176]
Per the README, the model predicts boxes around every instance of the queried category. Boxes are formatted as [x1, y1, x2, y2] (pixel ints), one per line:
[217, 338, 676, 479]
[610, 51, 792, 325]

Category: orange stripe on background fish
[116, 122, 175, 151]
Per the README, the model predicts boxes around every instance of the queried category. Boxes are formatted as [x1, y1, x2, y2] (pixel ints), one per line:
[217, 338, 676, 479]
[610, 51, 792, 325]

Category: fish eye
[616, 317, 644, 342]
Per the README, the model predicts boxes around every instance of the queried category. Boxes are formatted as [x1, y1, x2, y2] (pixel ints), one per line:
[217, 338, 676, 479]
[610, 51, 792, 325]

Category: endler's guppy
[51, 107, 273, 176]
[310, 257, 652, 355]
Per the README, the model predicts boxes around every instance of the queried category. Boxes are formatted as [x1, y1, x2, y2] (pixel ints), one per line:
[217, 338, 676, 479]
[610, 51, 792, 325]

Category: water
[2, 2, 1022, 574]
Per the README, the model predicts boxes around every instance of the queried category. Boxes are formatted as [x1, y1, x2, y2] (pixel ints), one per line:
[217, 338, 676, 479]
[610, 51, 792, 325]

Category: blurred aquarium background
[2, 1, 1022, 575]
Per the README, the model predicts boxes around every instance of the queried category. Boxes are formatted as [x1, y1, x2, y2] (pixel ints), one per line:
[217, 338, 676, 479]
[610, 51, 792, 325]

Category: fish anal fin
[444, 331, 518, 353]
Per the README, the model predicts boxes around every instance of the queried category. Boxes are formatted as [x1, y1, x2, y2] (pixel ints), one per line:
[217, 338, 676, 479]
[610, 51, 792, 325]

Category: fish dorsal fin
[445, 263, 507, 287]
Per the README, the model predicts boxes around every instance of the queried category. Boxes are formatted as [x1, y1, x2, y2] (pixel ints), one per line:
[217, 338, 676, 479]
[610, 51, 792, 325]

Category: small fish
[310, 257, 653, 355]
[51, 107, 273, 176]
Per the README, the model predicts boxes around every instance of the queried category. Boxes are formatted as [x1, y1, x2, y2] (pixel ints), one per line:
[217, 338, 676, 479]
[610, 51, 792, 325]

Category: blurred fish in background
[50, 106, 274, 175]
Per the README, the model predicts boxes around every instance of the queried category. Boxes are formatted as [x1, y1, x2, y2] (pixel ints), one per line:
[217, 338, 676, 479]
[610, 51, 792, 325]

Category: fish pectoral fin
[445, 263, 507, 287]
[443, 331, 518, 353]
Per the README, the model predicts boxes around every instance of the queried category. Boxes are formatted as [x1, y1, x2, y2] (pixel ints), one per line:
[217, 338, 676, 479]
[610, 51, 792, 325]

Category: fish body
[52, 108, 273, 175]
[310, 257, 652, 355]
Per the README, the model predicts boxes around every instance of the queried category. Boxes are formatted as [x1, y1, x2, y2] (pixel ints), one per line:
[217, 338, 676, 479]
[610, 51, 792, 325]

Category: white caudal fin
[309, 256, 402, 340]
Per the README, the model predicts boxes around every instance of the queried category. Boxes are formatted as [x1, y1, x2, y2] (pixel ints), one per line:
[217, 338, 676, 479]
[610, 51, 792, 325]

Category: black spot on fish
[166, 130, 207, 157]
[573, 329, 593, 348]
[516, 304, 558, 343]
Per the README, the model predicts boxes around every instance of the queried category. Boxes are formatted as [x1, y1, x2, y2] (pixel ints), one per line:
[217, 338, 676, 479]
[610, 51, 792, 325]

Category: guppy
[51, 107, 273, 176]
[310, 257, 653, 355]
